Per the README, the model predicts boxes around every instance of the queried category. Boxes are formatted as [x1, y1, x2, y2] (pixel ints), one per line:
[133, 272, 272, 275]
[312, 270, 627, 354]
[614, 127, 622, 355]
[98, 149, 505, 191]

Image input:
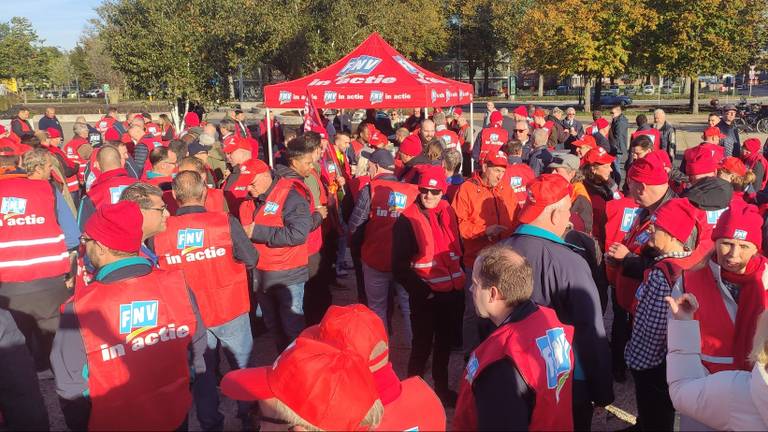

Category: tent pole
[266, 107, 273, 168]
[470, 100, 475, 172]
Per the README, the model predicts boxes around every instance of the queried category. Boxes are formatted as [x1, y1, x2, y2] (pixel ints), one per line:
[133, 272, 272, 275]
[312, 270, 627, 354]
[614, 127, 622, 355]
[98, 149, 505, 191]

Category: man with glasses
[562, 107, 584, 148]
[143, 147, 177, 190]
[119, 182, 170, 267]
[50, 201, 207, 431]
[393, 165, 465, 407]
[717, 104, 741, 157]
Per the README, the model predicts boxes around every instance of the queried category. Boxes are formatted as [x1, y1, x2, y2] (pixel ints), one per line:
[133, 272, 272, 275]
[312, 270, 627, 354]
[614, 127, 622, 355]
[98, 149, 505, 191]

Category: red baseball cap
[713, 202, 763, 250]
[484, 151, 508, 167]
[703, 126, 725, 139]
[594, 117, 610, 130]
[0, 138, 31, 156]
[518, 173, 570, 224]
[453, 107, 463, 116]
[45, 128, 61, 139]
[575, 134, 598, 150]
[418, 165, 448, 192]
[85, 201, 144, 253]
[628, 157, 668, 185]
[237, 158, 270, 185]
[369, 130, 389, 148]
[720, 156, 747, 176]
[489, 111, 503, 126]
[513, 105, 528, 117]
[583, 146, 615, 165]
[533, 108, 546, 118]
[223, 136, 252, 154]
[652, 198, 698, 245]
[399, 135, 422, 157]
[221, 337, 380, 431]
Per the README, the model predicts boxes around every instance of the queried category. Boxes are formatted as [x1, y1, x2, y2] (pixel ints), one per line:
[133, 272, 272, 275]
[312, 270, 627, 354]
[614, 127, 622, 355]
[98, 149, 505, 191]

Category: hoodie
[683, 176, 733, 211]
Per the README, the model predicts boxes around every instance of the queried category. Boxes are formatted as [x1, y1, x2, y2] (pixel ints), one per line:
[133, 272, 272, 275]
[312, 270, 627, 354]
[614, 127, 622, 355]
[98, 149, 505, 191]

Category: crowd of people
[0, 100, 767, 431]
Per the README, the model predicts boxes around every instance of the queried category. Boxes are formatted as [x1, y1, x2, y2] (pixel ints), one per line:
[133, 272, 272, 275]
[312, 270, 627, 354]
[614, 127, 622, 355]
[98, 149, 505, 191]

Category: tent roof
[263, 33, 473, 109]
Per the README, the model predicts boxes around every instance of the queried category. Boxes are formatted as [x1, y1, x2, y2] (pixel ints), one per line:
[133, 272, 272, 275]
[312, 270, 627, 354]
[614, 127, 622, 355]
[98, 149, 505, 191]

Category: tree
[515, 0, 657, 111]
[47, 50, 72, 88]
[643, 0, 768, 113]
[0, 17, 43, 85]
[70, 43, 95, 89]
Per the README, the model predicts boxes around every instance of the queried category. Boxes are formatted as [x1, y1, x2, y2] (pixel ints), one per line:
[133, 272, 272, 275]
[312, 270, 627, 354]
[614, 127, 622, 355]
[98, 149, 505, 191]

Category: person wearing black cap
[718, 104, 741, 158]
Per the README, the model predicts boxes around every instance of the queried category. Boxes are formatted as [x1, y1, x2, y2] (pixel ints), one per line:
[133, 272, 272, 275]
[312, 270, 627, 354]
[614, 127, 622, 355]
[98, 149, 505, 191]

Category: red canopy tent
[262, 32, 475, 164]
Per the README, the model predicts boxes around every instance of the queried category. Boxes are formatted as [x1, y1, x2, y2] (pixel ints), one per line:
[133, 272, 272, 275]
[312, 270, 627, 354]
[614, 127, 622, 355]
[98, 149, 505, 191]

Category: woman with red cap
[582, 147, 620, 249]
[718, 157, 756, 204]
[741, 137, 767, 192]
[392, 165, 465, 407]
[625, 198, 702, 432]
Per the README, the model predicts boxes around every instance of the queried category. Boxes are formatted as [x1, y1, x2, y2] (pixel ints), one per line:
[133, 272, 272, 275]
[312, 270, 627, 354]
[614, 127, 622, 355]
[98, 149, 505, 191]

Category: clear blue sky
[0, 0, 102, 51]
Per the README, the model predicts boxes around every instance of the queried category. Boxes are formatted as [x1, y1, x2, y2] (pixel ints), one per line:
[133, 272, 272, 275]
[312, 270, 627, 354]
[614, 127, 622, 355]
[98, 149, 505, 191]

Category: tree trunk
[584, 76, 591, 113]
[538, 74, 544, 97]
[690, 76, 699, 114]
[593, 77, 603, 110]
[228, 74, 236, 100]
[682, 76, 690, 96]
[483, 64, 490, 96]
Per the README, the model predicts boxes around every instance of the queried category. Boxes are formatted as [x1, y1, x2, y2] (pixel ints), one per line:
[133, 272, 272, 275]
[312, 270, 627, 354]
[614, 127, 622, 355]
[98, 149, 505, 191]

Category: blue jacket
[38, 116, 64, 139]
[502, 224, 614, 407]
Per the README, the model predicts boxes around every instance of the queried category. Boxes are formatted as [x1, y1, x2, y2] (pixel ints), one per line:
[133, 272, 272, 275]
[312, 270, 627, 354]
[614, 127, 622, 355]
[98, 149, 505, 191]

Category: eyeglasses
[514, 129, 527, 133]
[418, 187, 442, 196]
[80, 236, 95, 245]
[145, 205, 167, 213]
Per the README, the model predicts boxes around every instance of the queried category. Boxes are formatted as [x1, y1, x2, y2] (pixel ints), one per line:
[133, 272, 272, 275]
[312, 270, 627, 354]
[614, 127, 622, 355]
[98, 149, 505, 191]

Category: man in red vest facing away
[301, 304, 446, 431]
[454, 244, 574, 430]
[96, 107, 119, 135]
[222, 136, 254, 215]
[348, 149, 418, 344]
[78, 145, 137, 230]
[163, 156, 228, 215]
[50, 201, 207, 431]
[631, 114, 662, 151]
[154, 171, 257, 430]
[676, 203, 767, 374]
[392, 165, 465, 406]
[240, 156, 315, 351]
[472, 111, 509, 165]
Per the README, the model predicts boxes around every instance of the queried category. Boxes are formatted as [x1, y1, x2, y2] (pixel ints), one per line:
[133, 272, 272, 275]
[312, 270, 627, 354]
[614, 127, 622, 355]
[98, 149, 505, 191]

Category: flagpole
[266, 107, 273, 168]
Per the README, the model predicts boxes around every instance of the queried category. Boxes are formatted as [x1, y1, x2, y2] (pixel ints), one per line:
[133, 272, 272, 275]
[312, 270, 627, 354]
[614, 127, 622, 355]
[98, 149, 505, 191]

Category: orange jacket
[451, 173, 518, 269]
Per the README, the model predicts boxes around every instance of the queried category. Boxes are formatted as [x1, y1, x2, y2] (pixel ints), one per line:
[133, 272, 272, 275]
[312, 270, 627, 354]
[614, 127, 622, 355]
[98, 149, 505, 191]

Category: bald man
[164, 156, 228, 214]
[78, 145, 138, 230]
[419, 119, 436, 145]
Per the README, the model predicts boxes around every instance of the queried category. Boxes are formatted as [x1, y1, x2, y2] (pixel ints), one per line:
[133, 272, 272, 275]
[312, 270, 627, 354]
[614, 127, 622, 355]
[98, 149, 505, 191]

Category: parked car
[609, 84, 620, 91]
[624, 85, 637, 95]
[556, 85, 572, 95]
[643, 84, 655, 94]
[544, 89, 557, 96]
[661, 85, 674, 94]
[600, 94, 632, 107]
[85, 89, 103, 98]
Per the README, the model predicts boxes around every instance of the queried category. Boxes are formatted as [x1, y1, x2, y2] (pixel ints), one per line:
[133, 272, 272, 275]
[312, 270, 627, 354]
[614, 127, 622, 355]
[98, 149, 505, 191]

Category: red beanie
[743, 137, 762, 154]
[418, 165, 448, 193]
[489, 111, 503, 126]
[628, 158, 667, 185]
[652, 198, 698, 245]
[512, 106, 528, 117]
[644, 150, 671, 170]
[594, 118, 610, 130]
[85, 201, 144, 253]
[184, 111, 200, 128]
[713, 202, 763, 250]
[399, 135, 422, 157]
[104, 127, 120, 142]
[686, 144, 722, 175]
[721, 156, 747, 176]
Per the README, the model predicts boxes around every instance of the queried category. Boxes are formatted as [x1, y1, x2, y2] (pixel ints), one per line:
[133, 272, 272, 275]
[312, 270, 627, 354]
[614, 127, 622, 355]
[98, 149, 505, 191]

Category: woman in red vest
[676, 203, 767, 373]
[392, 165, 465, 406]
[741, 138, 767, 193]
[718, 156, 756, 205]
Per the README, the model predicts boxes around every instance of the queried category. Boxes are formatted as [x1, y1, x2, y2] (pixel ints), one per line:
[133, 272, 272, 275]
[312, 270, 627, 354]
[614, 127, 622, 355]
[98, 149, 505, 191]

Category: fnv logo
[489, 133, 500, 143]
[119, 300, 159, 334]
[324, 91, 338, 104]
[536, 327, 572, 402]
[620, 208, 641, 232]
[431, 89, 438, 103]
[109, 185, 129, 204]
[263, 201, 280, 215]
[279, 91, 293, 105]
[510, 176, 523, 188]
[1, 197, 27, 216]
[734, 229, 748, 240]
[370, 90, 384, 104]
[176, 228, 204, 254]
[388, 191, 408, 212]
[338, 55, 381, 76]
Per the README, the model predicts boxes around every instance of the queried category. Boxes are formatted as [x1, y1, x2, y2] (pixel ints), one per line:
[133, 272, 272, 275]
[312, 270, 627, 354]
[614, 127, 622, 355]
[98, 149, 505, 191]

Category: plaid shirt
[625, 251, 692, 370]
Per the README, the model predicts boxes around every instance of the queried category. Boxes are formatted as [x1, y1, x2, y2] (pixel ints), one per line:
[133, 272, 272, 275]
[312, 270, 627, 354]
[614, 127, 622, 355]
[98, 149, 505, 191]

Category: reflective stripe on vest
[701, 354, 734, 364]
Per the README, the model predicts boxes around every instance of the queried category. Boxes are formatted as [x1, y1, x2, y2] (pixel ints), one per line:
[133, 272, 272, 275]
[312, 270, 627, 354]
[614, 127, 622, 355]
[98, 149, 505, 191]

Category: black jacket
[658, 121, 676, 156]
[609, 114, 628, 155]
[527, 146, 552, 177]
[683, 176, 733, 211]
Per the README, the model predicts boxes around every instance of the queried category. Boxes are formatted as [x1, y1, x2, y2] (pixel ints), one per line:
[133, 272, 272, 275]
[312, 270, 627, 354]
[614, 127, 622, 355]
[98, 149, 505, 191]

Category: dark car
[599, 94, 632, 107]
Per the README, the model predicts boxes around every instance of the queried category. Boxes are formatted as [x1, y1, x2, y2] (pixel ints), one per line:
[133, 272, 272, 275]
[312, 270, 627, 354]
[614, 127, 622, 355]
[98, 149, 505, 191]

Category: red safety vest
[401, 201, 464, 292]
[375, 377, 446, 431]
[348, 175, 370, 203]
[533, 120, 555, 138]
[0, 178, 69, 282]
[435, 127, 460, 151]
[46, 144, 81, 193]
[145, 122, 162, 138]
[361, 178, 419, 272]
[631, 128, 662, 150]
[63, 136, 89, 185]
[478, 127, 508, 162]
[305, 169, 327, 256]
[604, 197, 641, 285]
[73, 269, 195, 431]
[144, 174, 174, 190]
[503, 163, 535, 205]
[164, 187, 226, 215]
[154, 211, 250, 327]
[96, 116, 117, 134]
[246, 178, 311, 271]
[614, 212, 653, 312]
[87, 168, 137, 209]
[681, 262, 767, 373]
[454, 306, 574, 431]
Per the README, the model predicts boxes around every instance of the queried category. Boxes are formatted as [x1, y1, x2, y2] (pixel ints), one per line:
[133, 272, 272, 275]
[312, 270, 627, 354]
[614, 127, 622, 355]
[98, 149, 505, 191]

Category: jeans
[362, 263, 412, 343]
[256, 282, 305, 352]
[631, 363, 674, 431]
[194, 314, 254, 431]
[407, 290, 464, 391]
[462, 269, 480, 355]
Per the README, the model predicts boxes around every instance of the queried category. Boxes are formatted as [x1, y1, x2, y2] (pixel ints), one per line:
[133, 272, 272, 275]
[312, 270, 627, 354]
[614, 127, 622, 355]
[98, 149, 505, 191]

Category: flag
[303, 92, 328, 139]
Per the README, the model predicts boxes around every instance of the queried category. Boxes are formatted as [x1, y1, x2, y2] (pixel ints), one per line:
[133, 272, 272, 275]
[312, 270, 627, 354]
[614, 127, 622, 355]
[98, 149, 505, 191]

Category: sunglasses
[514, 129, 527, 133]
[418, 187, 442, 196]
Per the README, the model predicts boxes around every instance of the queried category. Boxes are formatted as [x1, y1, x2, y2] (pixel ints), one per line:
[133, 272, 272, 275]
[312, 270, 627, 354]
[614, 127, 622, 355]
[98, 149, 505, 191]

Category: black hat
[362, 149, 395, 170]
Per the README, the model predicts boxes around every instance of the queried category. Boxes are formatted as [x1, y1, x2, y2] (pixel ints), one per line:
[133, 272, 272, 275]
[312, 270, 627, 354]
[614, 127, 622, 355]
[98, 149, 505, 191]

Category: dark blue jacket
[38, 115, 64, 139]
[502, 225, 614, 407]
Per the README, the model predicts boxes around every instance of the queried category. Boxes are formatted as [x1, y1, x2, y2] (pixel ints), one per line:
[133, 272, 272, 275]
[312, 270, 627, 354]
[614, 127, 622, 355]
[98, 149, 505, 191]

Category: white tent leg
[266, 107, 273, 168]
[470, 101, 475, 172]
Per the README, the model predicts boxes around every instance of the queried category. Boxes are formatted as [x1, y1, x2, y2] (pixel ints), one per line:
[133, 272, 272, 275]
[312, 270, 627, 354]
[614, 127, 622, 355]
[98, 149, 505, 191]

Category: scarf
[426, 200, 457, 255]
[719, 253, 768, 370]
